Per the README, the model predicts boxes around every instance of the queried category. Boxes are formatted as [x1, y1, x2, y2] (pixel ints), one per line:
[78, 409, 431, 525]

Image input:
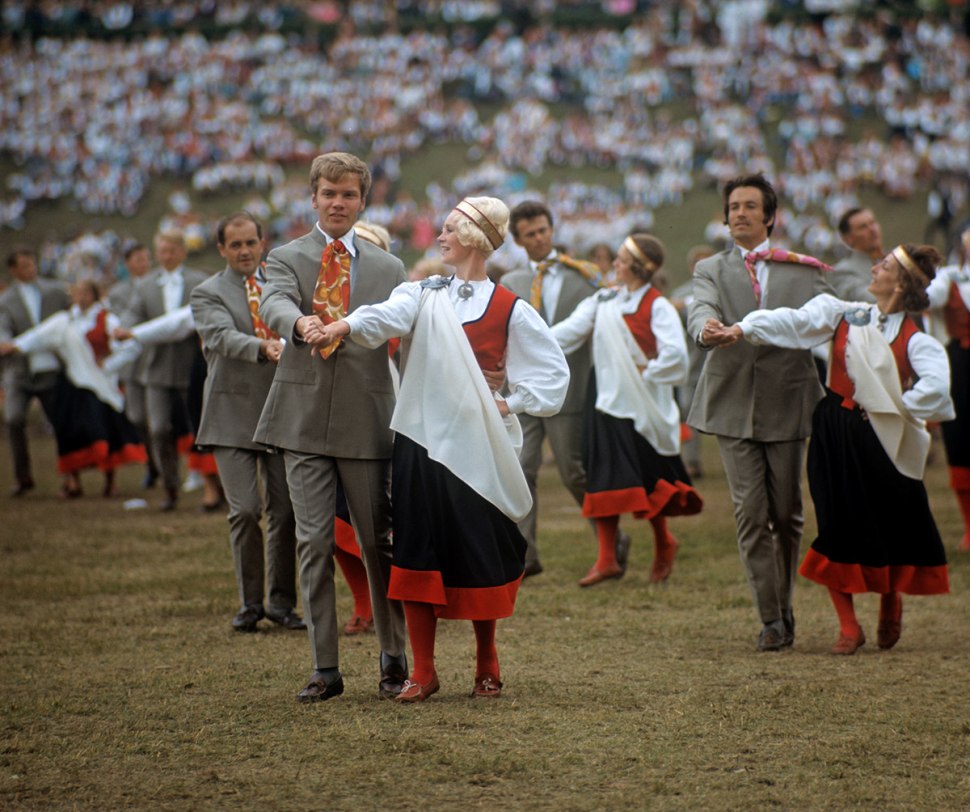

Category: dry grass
[1, 425, 969, 811]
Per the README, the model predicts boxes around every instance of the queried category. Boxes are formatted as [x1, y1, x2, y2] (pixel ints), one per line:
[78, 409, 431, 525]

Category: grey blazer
[124, 267, 208, 388]
[830, 250, 876, 303]
[253, 229, 406, 458]
[502, 264, 597, 415]
[686, 248, 833, 442]
[191, 268, 277, 450]
[0, 279, 70, 386]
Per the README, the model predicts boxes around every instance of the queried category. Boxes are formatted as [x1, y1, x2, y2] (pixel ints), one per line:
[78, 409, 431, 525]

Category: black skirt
[581, 373, 702, 519]
[387, 434, 525, 620]
[941, 340, 969, 468]
[799, 391, 948, 595]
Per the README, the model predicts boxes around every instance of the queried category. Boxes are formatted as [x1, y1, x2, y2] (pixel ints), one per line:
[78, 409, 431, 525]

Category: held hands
[297, 315, 350, 357]
[701, 319, 743, 348]
[0, 341, 19, 356]
[260, 338, 284, 364]
[111, 327, 133, 341]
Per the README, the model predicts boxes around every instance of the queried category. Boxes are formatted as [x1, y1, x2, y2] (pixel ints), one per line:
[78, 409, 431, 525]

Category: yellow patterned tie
[244, 269, 278, 340]
[312, 239, 351, 359]
[530, 259, 553, 312]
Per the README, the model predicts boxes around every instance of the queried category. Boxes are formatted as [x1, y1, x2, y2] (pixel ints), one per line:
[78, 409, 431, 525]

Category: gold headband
[891, 245, 929, 286]
[623, 236, 656, 271]
[454, 199, 503, 250]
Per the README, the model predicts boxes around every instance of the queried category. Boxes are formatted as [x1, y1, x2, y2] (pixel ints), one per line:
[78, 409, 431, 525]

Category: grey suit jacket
[124, 267, 208, 388]
[830, 250, 876, 303]
[502, 263, 597, 415]
[686, 248, 833, 442]
[0, 279, 70, 386]
[253, 229, 406, 458]
[191, 268, 277, 450]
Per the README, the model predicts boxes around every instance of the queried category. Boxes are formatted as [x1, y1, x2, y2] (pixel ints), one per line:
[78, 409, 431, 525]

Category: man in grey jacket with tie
[191, 212, 303, 635]
[254, 152, 408, 703]
[688, 174, 833, 652]
[121, 229, 207, 510]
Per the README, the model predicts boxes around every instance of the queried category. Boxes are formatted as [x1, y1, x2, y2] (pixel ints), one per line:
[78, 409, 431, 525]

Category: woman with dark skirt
[716, 244, 954, 654]
[552, 233, 703, 587]
[313, 196, 568, 702]
[926, 223, 970, 552]
[0, 279, 145, 497]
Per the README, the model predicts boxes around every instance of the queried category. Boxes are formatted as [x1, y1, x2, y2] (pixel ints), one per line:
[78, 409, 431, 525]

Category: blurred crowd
[2, 1, 969, 276]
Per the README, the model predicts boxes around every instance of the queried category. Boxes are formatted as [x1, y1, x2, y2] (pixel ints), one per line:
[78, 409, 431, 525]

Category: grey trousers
[3, 371, 60, 484]
[213, 446, 297, 614]
[716, 435, 805, 625]
[145, 385, 191, 491]
[283, 450, 406, 671]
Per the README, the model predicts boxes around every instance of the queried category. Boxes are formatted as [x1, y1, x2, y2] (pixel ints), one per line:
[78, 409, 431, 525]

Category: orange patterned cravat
[244, 270, 278, 340]
[312, 239, 351, 359]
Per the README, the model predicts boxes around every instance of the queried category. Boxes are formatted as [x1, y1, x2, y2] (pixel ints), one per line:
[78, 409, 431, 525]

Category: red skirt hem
[582, 479, 702, 519]
[388, 566, 522, 620]
[799, 548, 950, 595]
[58, 440, 110, 474]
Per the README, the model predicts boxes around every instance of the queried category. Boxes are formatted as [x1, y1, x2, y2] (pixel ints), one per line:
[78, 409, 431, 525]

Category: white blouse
[738, 293, 953, 422]
[926, 263, 970, 312]
[345, 276, 569, 418]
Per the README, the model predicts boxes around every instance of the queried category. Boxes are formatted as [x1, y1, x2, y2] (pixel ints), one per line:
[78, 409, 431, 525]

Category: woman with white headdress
[312, 196, 568, 703]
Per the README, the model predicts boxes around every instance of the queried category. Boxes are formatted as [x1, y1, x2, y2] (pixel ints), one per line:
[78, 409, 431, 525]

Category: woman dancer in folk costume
[311, 197, 568, 702]
[552, 233, 703, 587]
[712, 244, 954, 654]
[926, 223, 970, 552]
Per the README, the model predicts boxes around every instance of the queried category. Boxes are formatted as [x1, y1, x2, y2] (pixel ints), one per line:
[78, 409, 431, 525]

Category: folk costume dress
[344, 275, 569, 620]
[926, 264, 970, 547]
[737, 293, 954, 596]
[552, 283, 702, 521]
[13, 302, 145, 476]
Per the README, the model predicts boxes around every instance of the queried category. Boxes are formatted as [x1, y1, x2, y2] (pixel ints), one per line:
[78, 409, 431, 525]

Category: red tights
[402, 601, 500, 684]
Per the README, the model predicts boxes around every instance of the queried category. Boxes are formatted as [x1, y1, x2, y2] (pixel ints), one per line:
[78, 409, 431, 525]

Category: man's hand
[112, 327, 133, 341]
[701, 319, 742, 348]
[260, 338, 284, 364]
[482, 359, 506, 393]
[0, 341, 19, 356]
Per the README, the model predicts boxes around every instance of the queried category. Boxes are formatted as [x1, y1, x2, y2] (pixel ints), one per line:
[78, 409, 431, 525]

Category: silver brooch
[457, 282, 474, 300]
[597, 288, 619, 302]
[843, 307, 871, 326]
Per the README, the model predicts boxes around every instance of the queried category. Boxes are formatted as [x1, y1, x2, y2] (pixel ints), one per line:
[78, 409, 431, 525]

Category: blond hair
[309, 152, 372, 198]
[453, 197, 509, 255]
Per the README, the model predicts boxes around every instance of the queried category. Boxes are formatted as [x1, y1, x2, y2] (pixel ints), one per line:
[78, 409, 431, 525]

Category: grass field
[2, 423, 968, 810]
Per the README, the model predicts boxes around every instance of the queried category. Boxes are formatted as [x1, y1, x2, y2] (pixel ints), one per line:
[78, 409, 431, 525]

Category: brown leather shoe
[877, 604, 903, 650]
[472, 674, 503, 698]
[831, 628, 866, 655]
[297, 673, 344, 703]
[343, 614, 374, 635]
[578, 563, 623, 587]
[395, 674, 440, 703]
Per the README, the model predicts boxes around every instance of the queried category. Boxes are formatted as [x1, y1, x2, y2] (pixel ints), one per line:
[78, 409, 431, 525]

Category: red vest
[622, 286, 662, 360]
[462, 284, 518, 369]
[829, 316, 919, 409]
[85, 308, 111, 366]
[943, 281, 970, 348]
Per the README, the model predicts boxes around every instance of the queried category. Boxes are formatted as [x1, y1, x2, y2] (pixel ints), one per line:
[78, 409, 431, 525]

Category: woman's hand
[495, 398, 510, 418]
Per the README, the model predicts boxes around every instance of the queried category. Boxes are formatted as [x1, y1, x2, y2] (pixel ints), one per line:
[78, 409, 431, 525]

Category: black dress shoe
[615, 530, 632, 572]
[160, 487, 178, 512]
[523, 560, 544, 578]
[379, 653, 408, 699]
[266, 608, 306, 631]
[297, 673, 344, 703]
[11, 478, 34, 497]
[757, 621, 786, 652]
[232, 605, 265, 632]
[781, 609, 795, 648]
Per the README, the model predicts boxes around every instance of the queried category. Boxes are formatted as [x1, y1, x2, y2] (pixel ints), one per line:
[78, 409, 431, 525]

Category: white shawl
[390, 286, 531, 522]
[845, 323, 930, 480]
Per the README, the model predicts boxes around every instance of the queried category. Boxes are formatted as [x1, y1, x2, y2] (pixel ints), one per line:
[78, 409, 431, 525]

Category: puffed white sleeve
[925, 266, 957, 310]
[550, 295, 598, 355]
[738, 293, 847, 349]
[643, 296, 689, 386]
[505, 300, 570, 417]
[130, 305, 196, 344]
[12, 312, 67, 354]
[344, 281, 421, 349]
[904, 331, 955, 423]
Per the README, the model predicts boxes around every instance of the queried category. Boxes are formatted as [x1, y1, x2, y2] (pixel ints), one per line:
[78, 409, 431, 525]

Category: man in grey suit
[687, 174, 832, 652]
[830, 207, 884, 303]
[120, 229, 208, 510]
[108, 242, 158, 488]
[190, 212, 303, 635]
[500, 201, 626, 577]
[0, 248, 70, 495]
[254, 152, 407, 703]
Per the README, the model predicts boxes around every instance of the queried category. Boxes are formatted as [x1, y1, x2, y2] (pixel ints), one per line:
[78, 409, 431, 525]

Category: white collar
[316, 224, 359, 257]
[735, 239, 769, 260]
